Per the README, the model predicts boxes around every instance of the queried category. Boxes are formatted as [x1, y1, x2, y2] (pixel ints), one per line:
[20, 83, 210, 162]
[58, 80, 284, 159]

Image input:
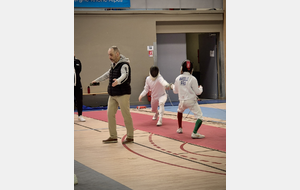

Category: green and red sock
[177, 112, 182, 128]
[193, 119, 202, 134]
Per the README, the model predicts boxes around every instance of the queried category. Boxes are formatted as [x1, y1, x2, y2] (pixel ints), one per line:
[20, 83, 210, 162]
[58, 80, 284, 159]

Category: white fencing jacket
[172, 72, 203, 101]
[140, 74, 169, 100]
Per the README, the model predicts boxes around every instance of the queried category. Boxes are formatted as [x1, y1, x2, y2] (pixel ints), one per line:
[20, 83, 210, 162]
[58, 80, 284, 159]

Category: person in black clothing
[74, 55, 86, 122]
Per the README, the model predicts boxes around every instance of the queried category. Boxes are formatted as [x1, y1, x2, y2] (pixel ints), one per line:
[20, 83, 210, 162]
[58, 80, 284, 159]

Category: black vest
[108, 62, 131, 96]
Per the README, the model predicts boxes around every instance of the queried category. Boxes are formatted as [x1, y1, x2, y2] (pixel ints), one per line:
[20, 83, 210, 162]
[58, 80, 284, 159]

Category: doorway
[157, 33, 219, 101]
[198, 33, 218, 99]
[156, 33, 186, 102]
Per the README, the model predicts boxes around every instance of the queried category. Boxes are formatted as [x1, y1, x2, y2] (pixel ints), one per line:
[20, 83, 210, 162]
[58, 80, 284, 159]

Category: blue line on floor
[164, 106, 226, 121]
[76, 99, 226, 120]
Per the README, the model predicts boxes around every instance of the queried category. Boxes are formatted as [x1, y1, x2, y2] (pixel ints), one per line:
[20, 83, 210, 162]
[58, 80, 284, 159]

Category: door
[157, 33, 187, 102]
[198, 33, 218, 99]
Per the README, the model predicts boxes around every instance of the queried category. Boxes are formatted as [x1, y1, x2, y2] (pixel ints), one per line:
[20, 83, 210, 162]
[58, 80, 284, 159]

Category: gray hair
[109, 46, 120, 54]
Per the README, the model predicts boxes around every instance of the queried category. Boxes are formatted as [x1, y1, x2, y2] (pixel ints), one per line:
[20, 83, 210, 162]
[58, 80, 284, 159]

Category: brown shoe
[122, 138, 134, 144]
[102, 137, 118, 143]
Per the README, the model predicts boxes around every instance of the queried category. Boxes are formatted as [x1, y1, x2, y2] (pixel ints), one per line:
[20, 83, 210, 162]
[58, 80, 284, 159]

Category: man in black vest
[92, 46, 134, 144]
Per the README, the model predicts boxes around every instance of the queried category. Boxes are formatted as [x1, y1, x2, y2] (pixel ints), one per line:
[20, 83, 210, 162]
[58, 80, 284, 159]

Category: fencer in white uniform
[139, 66, 172, 126]
[171, 60, 205, 139]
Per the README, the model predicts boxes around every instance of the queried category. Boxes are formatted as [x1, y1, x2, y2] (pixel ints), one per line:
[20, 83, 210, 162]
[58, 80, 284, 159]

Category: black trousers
[74, 86, 83, 116]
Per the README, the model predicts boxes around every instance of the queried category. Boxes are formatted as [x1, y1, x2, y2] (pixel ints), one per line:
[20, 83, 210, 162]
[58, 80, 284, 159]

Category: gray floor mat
[74, 160, 132, 190]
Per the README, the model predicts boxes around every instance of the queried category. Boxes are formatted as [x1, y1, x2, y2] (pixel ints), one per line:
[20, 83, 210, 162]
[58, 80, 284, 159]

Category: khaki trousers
[107, 94, 134, 139]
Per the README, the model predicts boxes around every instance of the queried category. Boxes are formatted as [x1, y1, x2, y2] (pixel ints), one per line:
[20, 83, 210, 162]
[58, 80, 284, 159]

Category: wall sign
[147, 46, 154, 57]
[147, 46, 153, 51]
[148, 50, 153, 57]
[74, 0, 130, 8]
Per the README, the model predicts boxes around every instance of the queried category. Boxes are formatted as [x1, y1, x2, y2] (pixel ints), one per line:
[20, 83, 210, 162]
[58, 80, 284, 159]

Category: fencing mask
[181, 60, 194, 74]
[150, 66, 159, 80]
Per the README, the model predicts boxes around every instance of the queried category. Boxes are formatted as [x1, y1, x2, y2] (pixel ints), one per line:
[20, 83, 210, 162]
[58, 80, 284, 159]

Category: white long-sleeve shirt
[172, 72, 203, 101]
[140, 74, 169, 100]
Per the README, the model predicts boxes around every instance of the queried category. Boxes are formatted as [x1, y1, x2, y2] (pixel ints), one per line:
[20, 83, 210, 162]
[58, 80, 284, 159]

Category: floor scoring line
[149, 134, 225, 166]
[122, 134, 226, 174]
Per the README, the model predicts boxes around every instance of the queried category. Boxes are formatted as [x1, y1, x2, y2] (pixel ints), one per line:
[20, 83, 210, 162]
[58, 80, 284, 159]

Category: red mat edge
[76, 110, 226, 152]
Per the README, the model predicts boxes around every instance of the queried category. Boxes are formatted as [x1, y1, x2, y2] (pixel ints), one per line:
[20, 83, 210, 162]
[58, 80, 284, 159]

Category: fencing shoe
[177, 128, 183, 134]
[156, 118, 162, 126]
[152, 112, 158, 120]
[191, 133, 205, 139]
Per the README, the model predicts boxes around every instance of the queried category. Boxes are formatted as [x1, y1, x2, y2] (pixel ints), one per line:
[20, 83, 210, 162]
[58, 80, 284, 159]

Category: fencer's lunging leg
[151, 99, 159, 120]
[152, 111, 158, 120]
[156, 102, 164, 126]
[176, 112, 183, 133]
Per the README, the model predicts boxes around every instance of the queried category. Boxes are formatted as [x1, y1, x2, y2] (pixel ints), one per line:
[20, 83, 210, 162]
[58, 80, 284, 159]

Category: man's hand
[90, 81, 100, 86]
[138, 95, 142, 102]
[112, 79, 119, 87]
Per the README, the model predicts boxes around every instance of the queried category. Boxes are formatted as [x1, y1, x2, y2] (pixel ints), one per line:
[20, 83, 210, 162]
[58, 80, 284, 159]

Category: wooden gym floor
[74, 103, 226, 190]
